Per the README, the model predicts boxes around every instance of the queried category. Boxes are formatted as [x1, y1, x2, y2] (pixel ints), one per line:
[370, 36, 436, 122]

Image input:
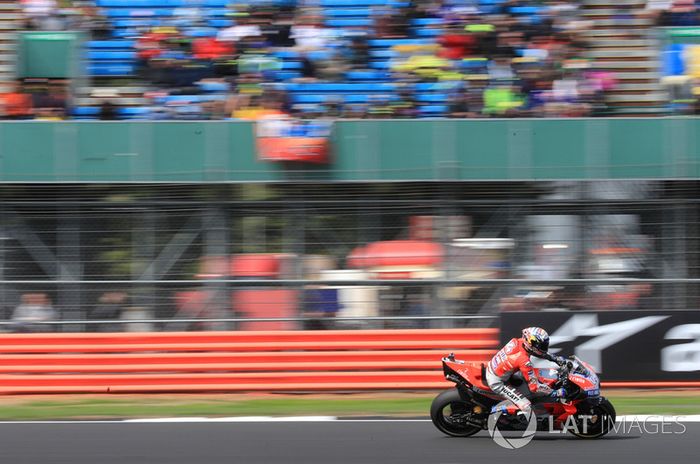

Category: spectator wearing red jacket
[193, 37, 234, 61]
[438, 23, 476, 60]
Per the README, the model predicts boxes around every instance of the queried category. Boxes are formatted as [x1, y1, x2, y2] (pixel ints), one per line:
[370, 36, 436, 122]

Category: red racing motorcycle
[431, 353, 616, 438]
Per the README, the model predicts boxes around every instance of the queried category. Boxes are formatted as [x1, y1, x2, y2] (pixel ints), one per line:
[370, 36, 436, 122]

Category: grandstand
[5, 0, 699, 119]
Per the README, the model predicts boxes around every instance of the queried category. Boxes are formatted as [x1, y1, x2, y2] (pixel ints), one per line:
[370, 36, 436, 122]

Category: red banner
[257, 137, 330, 164]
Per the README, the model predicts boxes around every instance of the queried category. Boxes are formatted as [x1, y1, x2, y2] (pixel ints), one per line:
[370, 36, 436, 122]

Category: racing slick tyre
[567, 398, 617, 439]
[430, 388, 482, 437]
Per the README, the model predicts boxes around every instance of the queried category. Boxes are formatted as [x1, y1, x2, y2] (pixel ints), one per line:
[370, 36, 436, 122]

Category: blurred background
[0, 0, 698, 401]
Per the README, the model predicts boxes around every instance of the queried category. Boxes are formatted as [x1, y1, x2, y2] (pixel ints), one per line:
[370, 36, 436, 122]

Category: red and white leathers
[485, 337, 554, 415]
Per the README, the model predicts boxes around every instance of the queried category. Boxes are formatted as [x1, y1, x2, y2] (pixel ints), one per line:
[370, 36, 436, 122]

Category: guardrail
[0, 328, 697, 394]
[0, 329, 498, 394]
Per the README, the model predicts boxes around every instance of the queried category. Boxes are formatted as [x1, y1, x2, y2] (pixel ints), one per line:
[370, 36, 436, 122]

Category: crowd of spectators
[0, 79, 70, 120]
[2, 1, 644, 120]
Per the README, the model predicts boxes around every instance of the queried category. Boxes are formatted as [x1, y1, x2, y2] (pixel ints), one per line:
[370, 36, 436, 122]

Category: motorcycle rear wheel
[567, 398, 617, 439]
[430, 388, 482, 437]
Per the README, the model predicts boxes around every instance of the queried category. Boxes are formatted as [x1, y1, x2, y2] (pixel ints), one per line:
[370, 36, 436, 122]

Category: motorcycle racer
[485, 327, 567, 416]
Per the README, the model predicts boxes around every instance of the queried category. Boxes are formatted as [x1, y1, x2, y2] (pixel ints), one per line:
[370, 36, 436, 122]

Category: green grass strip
[0, 393, 698, 420]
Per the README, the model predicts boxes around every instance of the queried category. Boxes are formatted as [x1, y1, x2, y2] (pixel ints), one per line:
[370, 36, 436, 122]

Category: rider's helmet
[521, 326, 550, 357]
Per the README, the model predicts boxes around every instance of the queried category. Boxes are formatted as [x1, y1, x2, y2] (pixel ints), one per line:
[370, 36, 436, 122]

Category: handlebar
[553, 360, 575, 389]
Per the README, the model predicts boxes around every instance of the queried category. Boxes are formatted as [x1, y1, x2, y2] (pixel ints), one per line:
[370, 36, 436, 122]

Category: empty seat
[415, 28, 443, 37]
[72, 107, 100, 116]
[411, 18, 442, 26]
[346, 70, 390, 80]
[416, 93, 449, 102]
[89, 40, 136, 49]
[326, 18, 374, 28]
[324, 8, 373, 17]
[321, 0, 397, 6]
[196, 81, 230, 92]
[119, 106, 152, 117]
[90, 63, 135, 76]
[419, 104, 448, 115]
[369, 39, 433, 47]
[414, 82, 460, 91]
[88, 51, 137, 60]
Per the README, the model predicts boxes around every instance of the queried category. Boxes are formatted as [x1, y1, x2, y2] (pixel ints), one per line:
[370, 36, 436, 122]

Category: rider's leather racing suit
[485, 337, 563, 416]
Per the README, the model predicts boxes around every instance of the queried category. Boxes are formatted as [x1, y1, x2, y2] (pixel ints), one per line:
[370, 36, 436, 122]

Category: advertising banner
[501, 311, 700, 381]
[256, 117, 331, 164]
[257, 136, 329, 164]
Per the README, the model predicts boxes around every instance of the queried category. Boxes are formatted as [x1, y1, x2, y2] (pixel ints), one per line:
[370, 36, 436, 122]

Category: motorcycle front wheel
[567, 398, 617, 439]
[430, 388, 482, 437]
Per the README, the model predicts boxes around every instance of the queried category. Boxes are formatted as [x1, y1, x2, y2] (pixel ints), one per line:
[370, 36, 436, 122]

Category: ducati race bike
[431, 353, 616, 439]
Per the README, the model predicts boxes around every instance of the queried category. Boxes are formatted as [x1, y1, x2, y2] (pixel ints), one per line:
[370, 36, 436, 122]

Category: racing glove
[545, 354, 567, 366]
[550, 388, 567, 398]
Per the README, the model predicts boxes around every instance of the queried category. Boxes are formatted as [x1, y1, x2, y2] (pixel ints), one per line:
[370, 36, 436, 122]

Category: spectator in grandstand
[32, 79, 69, 118]
[92, 291, 128, 332]
[11, 293, 56, 333]
[217, 8, 261, 43]
[0, 81, 34, 120]
[21, 0, 58, 30]
[438, 20, 477, 60]
[346, 36, 371, 70]
[301, 287, 340, 330]
[91, 88, 120, 120]
[193, 37, 234, 61]
[449, 89, 480, 118]
[392, 85, 419, 118]
[656, 0, 700, 26]
[290, 13, 338, 51]
[262, 9, 295, 48]
[341, 103, 369, 119]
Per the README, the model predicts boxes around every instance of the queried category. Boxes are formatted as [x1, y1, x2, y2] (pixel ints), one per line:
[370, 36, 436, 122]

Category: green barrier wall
[16, 32, 84, 79]
[0, 119, 698, 182]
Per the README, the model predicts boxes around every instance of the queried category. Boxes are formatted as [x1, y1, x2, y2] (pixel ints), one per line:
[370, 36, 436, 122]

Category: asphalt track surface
[0, 420, 698, 464]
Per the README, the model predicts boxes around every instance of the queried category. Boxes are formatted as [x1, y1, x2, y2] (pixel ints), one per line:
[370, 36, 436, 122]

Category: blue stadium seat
[273, 50, 300, 59]
[292, 94, 328, 104]
[663, 44, 686, 76]
[370, 49, 398, 59]
[410, 18, 442, 26]
[369, 61, 391, 69]
[284, 82, 397, 93]
[414, 82, 460, 92]
[309, 50, 335, 61]
[185, 28, 218, 37]
[89, 40, 136, 49]
[88, 51, 137, 60]
[416, 93, 448, 103]
[344, 94, 396, 103]
[415, 28, 443, 37]
[119, 106, 152, 117]
[110, 8, 176, 17]
[346, 70, 390, 80]
[196, 81, 229, 92]
[324, 9, 372, 17]
[281, 61, 302, 70]
[89, 63, 135, 76]
[113, 29, 139, 38]
[72, 107, 100, 117]
[208, 19, 233, 28]
[326, 18, 373, 27]
[273, 71, 302, 81]
[511, 6, 542, 15]
[419, 105, 448, 116]
[112, 18, 163, 29]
